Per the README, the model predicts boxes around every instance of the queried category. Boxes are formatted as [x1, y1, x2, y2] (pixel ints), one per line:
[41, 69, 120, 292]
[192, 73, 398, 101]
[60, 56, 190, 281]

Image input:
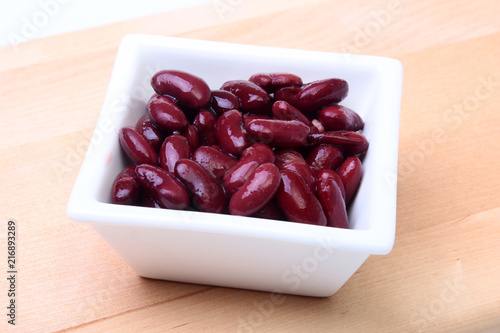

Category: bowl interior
[68, 35, 402, 255]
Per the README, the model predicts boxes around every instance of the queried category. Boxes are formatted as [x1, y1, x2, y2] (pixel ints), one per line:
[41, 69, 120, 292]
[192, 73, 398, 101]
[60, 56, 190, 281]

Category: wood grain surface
[1, 0, 499, 332]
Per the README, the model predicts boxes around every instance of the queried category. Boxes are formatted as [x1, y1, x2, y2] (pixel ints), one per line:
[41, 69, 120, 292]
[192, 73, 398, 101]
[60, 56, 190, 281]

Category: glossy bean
[316, 169, 346, 201]
[220, 80, 271, 115]
[274, 149, 306, 169]
[211, 90, 240, 115]
[246, 119, 310, 148]
[295, 78, 349, 114]
[249, 72, 303, 93]
[337, 156, 362, 205]
[318, 105, 364, 131]
[276, 169, 327, 226]
[135, 114, 165, 151]
[151, 70, 211, 110]
[281, 161, 316, 193]
[239, 143, 276, 165]
[111, 166, 140, 205]
[193, 109, 218, 146]
[159, 134, 191, 174]
[272, 100, 311, 126]
[135, 164, 189, 210]
[229, 163, 280, 216]
[215, 109, 250, 157]
[147, 94, 189, 132]
[274, 86, 301, 106]
[175, 159, 227, 213]
[192, 145, 237, 181]
[306, 144, 344, 174]
[307, 131, 369, 156]
[243, 114, 272, 129]
[179, 124, 200, 152]
[252, 199, 285, 220]
[223, 160, 259, 197]
[317, 175, 349, 229]
[119, 126, 158, 165]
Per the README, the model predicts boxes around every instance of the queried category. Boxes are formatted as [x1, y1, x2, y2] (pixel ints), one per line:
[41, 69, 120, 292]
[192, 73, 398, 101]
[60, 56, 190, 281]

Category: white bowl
[67, 34, 403, 297]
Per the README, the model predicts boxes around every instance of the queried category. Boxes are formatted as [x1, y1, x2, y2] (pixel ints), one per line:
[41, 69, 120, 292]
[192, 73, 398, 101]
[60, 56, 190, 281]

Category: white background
[0, 0, 214, 46]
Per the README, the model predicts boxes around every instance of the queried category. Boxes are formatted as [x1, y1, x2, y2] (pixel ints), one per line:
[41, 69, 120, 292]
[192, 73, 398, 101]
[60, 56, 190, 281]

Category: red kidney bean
[252, 199, 285, 220]
[193, 109, 218, 146]
[243, 114, 271, 129]
[246, 119, 310, 148]
[239, 143, 276, 165]
[249, 72, 303, 93]
[306, 144, 344, 174]
[215, 109, 250, 157]
[229, 163, 280, 216]
[308, 130, 369, 156]
[316, 169, 346, 201]
[147, 94, 189, 132]
[317, 175, 349, 228]
[211, 90, 240, 115]
[220, 80, 271, 115]
[337, 156, 362, 205]
[179, 124, 200, 152]
[119, 127, 158, 165]
[192, 145, 237, 181]
[294, 78, 349, 114]
[274, 149, 306, 169]
[272, 100, 312, 126]
[151, 70, 211, 110]
[276, 169, 327, 226]
[135, 114, 165, 151]
[111, 166, 140, 205]
[175, 159, 227, 213]
[281, 161, 316, 193]
[318, 105, 364, 131]
[135, 164, 189, 210]
[139, 191, 162, 208]
[274, 86, 301, 106]
[223, 160, 259, 197]
[159, 134, 191, 174]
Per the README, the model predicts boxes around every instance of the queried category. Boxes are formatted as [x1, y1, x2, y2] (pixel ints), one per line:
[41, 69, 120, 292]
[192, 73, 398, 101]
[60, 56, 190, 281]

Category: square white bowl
[67, 34, 403, 297]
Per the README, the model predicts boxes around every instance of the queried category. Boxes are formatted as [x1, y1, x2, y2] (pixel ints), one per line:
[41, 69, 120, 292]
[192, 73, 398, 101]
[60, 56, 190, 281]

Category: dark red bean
[159, 134, 191, 174]
[220, 80, 271, 115]
[223, 160, 259, 197]
[294, 78, 349, 114]
[252, 199, 285, 220]
[272, 100, 312, 126]
[135, 164, 189, 210]
[243, 114, 272, 129]
[111, 166, 140, 205]
[276, 169, 327, 226]
[337, 156, 362, 205]
[249, 73, 303, 93]
[175, 159, 227, 213]
[281, 161, 316, 193]
[119, 127, 158, 165]
[151, 70, 211, 110]
[211, 90, 240, 115]
[193, 109, 218, 146]
[317, 175, 349, 229]
[316, 169, 346, 201]
[306, 144, 344, 174]
[192, 146, 237, 181]
[139, 191, 162, 208]
[308, 131, 369, 156]
[179, 124, 200, 152]
[229, 163, 280, 216]
[215, 109, 250, 157]
[239, 143, 276, 165]
[318, 105, 364, 131]
[246, 119, 310, 148]
[135, 114, 165, 151]
[147, 94, 189, 132]
[275, 149, 306, 169]
[274, 86, 301, 106]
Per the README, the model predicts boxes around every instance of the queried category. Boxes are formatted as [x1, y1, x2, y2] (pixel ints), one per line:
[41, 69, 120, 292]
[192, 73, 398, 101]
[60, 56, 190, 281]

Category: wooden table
[1, 0, 499, 331]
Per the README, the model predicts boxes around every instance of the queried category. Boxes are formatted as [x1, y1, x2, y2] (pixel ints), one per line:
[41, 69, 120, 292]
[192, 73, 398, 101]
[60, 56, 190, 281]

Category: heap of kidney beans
[111, 70, 368, 229]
